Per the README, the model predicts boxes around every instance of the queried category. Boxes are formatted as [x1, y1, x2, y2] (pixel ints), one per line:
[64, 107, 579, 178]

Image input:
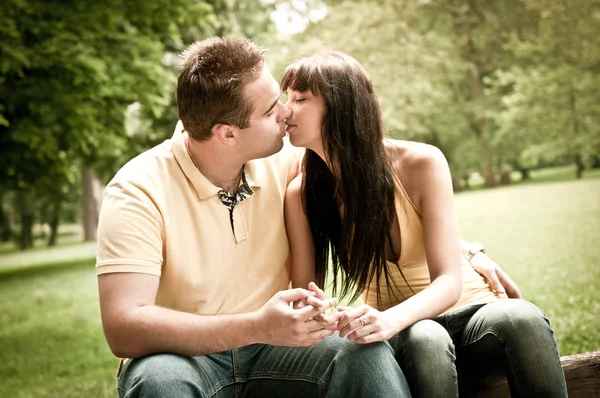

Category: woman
[281, 51, 567, 397]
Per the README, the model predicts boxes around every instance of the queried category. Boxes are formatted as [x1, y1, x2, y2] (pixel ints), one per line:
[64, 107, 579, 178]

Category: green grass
[0, 176, 599, 397]
[455, 178, 600, 355]
[0, 242, 97, 271]
[0, 261, 115, 398]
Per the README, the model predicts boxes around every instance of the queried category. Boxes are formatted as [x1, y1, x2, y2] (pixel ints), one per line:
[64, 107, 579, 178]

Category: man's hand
[337, 305, 398, 344]
[469, 252, 522, 298]
[257, 288, 340, 347]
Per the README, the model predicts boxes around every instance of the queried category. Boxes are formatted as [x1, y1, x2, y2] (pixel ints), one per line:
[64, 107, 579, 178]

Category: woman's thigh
[389, 319, 458, 398]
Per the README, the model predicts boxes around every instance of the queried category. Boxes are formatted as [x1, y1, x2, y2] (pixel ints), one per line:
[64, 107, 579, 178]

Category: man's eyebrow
[263, 95, 280, 116]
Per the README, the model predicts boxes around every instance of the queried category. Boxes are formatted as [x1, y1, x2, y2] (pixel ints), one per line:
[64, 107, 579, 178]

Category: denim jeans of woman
[389, 299, 568, 398]
[117, 334, 410, 397]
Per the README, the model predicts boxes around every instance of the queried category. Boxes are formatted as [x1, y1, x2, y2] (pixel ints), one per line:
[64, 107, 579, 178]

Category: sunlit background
[1, 0, 599, 396]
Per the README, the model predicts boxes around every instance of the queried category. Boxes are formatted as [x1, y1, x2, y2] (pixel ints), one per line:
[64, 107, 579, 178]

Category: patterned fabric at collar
[217, 169, 254, 212]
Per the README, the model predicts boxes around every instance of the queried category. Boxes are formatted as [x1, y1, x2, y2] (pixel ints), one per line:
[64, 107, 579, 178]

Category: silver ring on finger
[359, 316, 367, 327]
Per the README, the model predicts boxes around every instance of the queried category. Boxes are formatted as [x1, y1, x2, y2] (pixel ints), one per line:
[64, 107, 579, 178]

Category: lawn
[0, 176, 598, 397]
[0, 260, 115, 398]
[455, 177, 600, 356]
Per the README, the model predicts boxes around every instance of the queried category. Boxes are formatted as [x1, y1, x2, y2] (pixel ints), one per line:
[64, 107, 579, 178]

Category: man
[96, 37, 410, 397]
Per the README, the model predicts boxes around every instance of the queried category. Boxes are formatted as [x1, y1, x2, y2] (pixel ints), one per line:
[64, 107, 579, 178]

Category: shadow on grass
[0, 257, 96, 283]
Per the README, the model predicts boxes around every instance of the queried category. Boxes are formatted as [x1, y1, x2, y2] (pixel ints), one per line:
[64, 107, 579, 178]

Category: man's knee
[318, 335, 396, 365]
[316, 336, 410, 396]
[119, 354, 206, 397]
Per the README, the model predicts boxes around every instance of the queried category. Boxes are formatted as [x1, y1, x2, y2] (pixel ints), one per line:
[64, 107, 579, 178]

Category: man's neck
[186, 134, 244, 194]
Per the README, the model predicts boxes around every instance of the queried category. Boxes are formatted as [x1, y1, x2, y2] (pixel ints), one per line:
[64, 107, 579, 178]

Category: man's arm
[99, 272, 339, 359]
[97, 178, 339, 359]
[460, 238, 522, 298]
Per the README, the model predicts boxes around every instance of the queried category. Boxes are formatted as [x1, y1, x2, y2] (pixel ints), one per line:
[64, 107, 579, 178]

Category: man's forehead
[245, 67, 280, 111]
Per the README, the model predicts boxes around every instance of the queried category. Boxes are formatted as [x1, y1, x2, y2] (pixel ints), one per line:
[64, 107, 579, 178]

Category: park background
[1, 0, 599, 396]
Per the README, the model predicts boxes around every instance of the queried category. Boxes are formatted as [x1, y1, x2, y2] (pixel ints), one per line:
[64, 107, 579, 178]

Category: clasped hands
[258, 281, 395, 347]
[258, 252, 523, 347]
[298, 282, 399, 344]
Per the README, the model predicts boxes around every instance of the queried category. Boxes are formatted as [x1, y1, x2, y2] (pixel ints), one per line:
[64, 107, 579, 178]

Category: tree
[0, 0, 216, 244]
[494, 0, 600, 179]
[266, 0, 600, 186]
[264, 0, 510, 186]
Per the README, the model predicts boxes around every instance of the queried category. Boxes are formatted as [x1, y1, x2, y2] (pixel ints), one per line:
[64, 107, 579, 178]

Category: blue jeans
[117, 335, 410, 397]
[389, 299, 568, 397]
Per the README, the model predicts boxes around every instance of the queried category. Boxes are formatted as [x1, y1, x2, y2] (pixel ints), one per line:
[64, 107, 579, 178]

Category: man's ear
[212, 124, 237, 146]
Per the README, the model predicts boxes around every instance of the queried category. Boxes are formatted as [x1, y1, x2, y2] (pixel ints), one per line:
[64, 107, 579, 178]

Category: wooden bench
[465, 350, 600, 397]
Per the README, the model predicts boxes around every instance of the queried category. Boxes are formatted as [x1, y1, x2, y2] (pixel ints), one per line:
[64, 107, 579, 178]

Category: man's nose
[282, 104, 292, 118]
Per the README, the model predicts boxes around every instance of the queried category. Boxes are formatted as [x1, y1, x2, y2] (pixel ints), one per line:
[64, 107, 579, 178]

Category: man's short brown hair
[177, 37, 267, 141]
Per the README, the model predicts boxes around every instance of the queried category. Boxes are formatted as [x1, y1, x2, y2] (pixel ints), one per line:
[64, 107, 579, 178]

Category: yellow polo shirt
[96, 123, 302, 315]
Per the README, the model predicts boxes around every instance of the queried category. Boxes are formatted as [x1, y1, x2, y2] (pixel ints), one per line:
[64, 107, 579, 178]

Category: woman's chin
[289, 135, 304, 148]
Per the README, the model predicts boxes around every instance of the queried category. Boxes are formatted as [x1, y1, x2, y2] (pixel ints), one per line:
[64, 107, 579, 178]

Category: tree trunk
[499, 171, 511, 185]
[481, 146, 497, 188]
[569, 79, 584, 180]
[520, 167, 530, 180]
[47, 200, 61, 247]
[575, 154, 584, 179]
[16, 189, 34, 249]
[0, 190, 12, 242]
[463, 174, 471, 190]
[466, 63, 496, 188]
[451, 174, 464, 192]
[448, 2, 497, 189]
[82, 168, 98, 242]
[469, 116, 496, 187]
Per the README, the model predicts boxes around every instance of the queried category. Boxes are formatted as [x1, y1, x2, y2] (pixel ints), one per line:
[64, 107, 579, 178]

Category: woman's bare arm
[285, 175, 316, 290]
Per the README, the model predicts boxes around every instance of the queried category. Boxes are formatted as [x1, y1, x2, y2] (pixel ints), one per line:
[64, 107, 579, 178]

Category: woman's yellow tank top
[361, 177, 507, 313]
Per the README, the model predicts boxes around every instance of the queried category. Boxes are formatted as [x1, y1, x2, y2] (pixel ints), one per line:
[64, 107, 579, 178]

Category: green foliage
[493, 0, 600, 169]
[0, 0, 278, 244]
[0, 0, 214, 189]
[263, 0, 600, 181]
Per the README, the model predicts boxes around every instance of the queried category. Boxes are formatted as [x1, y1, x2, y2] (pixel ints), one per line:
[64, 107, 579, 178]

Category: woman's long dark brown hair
[281, 51, 405, 305]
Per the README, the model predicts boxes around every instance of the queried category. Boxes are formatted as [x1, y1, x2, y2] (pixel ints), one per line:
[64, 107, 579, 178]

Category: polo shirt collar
[171, 121, 264, 200]
[244, 159, 264, 188]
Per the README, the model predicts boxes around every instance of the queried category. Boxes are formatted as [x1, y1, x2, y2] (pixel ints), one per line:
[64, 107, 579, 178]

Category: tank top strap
[392, 173, 421, 218]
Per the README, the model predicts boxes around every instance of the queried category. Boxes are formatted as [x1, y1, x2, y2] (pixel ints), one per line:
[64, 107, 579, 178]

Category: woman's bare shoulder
[385, 139, 449, 208]
[384, 139, 447, 174]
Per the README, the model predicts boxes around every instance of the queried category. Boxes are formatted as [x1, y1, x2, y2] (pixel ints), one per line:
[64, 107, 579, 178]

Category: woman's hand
[469, 252, 522, 298]
[337, 304, 398, 344]
[293, 282, 343, 325]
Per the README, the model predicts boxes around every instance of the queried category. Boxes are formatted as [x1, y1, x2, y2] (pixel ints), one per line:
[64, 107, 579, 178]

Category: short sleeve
[96, 180, 163, 276]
